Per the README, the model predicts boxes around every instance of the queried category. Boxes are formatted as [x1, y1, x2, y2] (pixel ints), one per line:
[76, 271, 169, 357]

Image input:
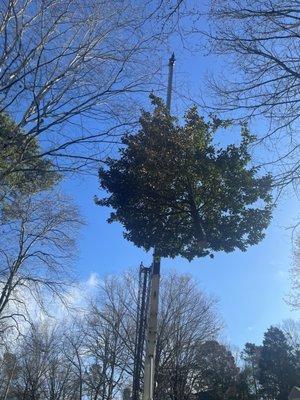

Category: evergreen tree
[235, 369, 256, 400]
[242, 343, 261, 400]
[0, 112, 58, 199]
[258, 327, 299, 400]
[97, 95, 273, 260]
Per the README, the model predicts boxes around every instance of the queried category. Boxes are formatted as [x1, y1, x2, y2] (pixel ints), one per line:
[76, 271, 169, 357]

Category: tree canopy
[97, 96, 273, 260]
[206, 0, 300, 188]
[242, 327, 300, 400]
[0, 112, 58, 199]
[259, 327, 299, 400]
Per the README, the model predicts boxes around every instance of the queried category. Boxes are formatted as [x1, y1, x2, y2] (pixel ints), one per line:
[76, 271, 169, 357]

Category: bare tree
[280, 319, 300, 350]
[0, 0, 192, 178]
[0, 349, 20, 400]
[288, 235, 300, 309]
[84, 274, 137, 400]
[155, 273, 222, 400]
[0, 269, 223, 400]
[2, 321, 84, 400]
[19, 324, 58, 400]
[61, 324, 88, 400]
[0, 191, 82, 333]
[84, 270, 222, 400]
[204, 0, 300, 187]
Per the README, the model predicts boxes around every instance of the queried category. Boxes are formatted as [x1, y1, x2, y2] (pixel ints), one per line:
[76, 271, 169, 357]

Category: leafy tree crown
[97, 95, 273, 260]
[0, 112, 59, 196]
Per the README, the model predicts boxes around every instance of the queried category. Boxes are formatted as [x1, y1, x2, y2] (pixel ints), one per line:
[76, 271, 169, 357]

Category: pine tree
[0, 112, 58, 198]
[258, 327, 299, 400]
[242, 343, 261, 400]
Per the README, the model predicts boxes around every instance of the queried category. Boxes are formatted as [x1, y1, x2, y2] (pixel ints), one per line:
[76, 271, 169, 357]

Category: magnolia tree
[97, 96, 273, 260]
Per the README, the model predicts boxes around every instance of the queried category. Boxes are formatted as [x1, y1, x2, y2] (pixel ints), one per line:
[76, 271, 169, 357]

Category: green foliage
[258, 327, 299, 400]
[97, 95, 273, 260]
[241, 327, 300, 400]
[241, 343, 261, 400]
[0, 112, 59, 197]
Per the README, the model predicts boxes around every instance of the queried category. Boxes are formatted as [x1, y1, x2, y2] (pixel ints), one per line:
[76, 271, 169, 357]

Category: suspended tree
[97, 95, 273, 260]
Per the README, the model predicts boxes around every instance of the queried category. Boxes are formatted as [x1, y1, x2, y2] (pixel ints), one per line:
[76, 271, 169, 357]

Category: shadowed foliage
[97, 95, 273, 260]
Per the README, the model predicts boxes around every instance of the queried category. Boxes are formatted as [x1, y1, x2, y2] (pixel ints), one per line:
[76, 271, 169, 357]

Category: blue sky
[61, 35, 300, 350]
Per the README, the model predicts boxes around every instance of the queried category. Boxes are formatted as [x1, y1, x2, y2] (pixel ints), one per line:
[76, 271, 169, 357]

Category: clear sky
[61, 32, 300, 350]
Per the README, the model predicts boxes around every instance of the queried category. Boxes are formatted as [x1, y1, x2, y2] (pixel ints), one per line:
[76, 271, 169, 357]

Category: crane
[142, 53, 175, 400]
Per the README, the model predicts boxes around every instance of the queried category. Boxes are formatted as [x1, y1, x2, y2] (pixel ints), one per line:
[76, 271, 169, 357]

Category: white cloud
[58, 272, 102, 314]
[87, 272, 101, 288]
[4, 273, 102, 329]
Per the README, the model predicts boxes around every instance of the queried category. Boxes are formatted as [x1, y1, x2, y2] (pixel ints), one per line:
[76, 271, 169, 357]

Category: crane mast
[142, 252, 160, 400]
[142, 53, 175, 400]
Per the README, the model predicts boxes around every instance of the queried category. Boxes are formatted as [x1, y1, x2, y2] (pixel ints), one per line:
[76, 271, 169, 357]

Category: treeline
[0, 270, 299, 400]
[0, 112, 82, 334]
[0, 272, 221, 400]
